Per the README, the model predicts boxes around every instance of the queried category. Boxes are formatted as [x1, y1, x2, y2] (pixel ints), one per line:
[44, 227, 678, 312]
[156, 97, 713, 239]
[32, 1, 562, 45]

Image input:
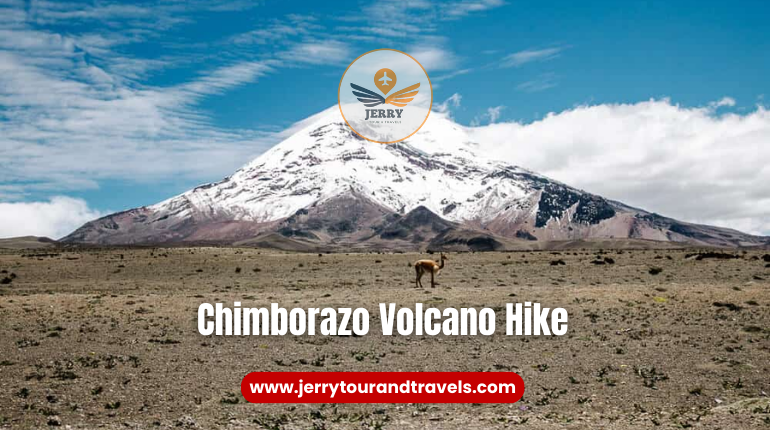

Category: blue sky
[1, 0, 769, 238]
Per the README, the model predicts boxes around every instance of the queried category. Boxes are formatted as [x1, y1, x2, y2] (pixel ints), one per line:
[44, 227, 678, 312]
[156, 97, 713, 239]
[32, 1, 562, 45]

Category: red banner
[241, 372, 525, 403]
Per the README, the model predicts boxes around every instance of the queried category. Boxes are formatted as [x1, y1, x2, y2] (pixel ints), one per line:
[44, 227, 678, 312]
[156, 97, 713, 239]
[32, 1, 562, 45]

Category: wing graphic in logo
[351, 83, 385, 107]
[384, 83, 420, 107]
[351, 83, 420, 107]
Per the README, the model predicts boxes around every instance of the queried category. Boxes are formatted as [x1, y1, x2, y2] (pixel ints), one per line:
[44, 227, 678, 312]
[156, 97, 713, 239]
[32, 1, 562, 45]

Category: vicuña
[413, 253, 448, 288]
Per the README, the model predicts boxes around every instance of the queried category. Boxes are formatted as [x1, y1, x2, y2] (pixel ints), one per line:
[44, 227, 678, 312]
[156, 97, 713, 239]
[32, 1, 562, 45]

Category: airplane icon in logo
[378, 72, 392, 86]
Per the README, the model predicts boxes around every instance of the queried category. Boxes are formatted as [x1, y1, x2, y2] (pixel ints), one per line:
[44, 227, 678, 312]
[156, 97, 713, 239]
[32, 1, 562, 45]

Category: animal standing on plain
[414, 253, 448, 288]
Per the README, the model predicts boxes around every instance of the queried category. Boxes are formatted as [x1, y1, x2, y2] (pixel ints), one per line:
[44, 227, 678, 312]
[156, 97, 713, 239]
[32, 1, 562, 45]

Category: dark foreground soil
[0, 247, 768, 429]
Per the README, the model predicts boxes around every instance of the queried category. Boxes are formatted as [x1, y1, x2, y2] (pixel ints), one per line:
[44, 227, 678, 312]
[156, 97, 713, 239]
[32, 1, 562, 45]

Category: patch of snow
[151, 107, 563, 224]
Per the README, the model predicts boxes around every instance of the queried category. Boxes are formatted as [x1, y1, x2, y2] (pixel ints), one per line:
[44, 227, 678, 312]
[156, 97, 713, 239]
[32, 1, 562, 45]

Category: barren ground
[0, 247, 768, 429]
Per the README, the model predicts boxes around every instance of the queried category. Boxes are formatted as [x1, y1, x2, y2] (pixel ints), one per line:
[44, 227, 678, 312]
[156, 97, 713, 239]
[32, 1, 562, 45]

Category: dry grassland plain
[0, 247, 768, 429]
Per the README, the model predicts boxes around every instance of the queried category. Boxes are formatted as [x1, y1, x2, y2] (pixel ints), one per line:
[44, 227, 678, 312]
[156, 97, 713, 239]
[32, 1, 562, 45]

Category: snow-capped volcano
[63, 107, 768, 250]
[157, 108, 534, 223]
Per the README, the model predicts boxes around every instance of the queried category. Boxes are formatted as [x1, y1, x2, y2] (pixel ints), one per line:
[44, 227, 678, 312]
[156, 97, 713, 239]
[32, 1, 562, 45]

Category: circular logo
[338, 49, 432, 144]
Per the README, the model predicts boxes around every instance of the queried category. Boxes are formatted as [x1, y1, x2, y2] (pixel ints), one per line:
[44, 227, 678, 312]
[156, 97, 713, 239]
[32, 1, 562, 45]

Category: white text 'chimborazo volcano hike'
[63, 108, 768, 251]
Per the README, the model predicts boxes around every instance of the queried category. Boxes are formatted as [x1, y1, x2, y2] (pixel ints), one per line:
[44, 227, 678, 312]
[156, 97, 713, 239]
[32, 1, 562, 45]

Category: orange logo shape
[338, 49, 433, 144]
[374, 68, 396, 94]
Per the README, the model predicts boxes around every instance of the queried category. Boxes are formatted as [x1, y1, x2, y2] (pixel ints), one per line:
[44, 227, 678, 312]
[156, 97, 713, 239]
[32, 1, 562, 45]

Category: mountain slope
[0, 236, 57, 250]
[63, 107, 768, 250]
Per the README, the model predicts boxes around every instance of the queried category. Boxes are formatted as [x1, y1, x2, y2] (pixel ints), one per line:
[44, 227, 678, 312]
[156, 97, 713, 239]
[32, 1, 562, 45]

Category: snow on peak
[152, 106, 544, 224]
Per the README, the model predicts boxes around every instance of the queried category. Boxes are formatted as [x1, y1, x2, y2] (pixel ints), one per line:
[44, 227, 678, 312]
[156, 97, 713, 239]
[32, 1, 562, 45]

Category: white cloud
[470, 99, 770, 235]
[0, 9, 314, 195]
[470, 105, 505, 125]
[486, 105, 504, 123]
[502, 47, 564, 68]
[0, 2, 413, 200]
[0, 38, 280, 190]
[435, 93, 462, 115]
[178, 61, 274, 99]
[23, 1, 256, 30]
[279, 41, 350, 65]
[709, 96, 736, 108]
[350, 0, 506, 38]
[433, 67, 472, 82]
[408, 45, 458, 71]
[0, 0, 494, 200]
[444, 0, 506, 18]
[0, 196, 104, 239]
[355, 0, 436, 37]
[516, 73, 558, 92]
[230, 15, 321, 45]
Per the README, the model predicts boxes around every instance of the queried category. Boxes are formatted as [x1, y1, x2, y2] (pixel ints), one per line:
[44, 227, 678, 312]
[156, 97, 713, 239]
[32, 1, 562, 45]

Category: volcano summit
[63, 108, 768, 250]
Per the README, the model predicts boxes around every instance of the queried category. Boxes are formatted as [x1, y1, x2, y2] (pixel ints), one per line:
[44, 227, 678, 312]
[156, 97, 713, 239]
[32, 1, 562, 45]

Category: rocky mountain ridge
[63, 108, 769, 250]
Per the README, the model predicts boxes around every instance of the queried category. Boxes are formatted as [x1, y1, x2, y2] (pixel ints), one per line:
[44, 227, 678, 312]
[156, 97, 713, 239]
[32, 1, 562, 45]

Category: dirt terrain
[0, 247, 768, 429]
